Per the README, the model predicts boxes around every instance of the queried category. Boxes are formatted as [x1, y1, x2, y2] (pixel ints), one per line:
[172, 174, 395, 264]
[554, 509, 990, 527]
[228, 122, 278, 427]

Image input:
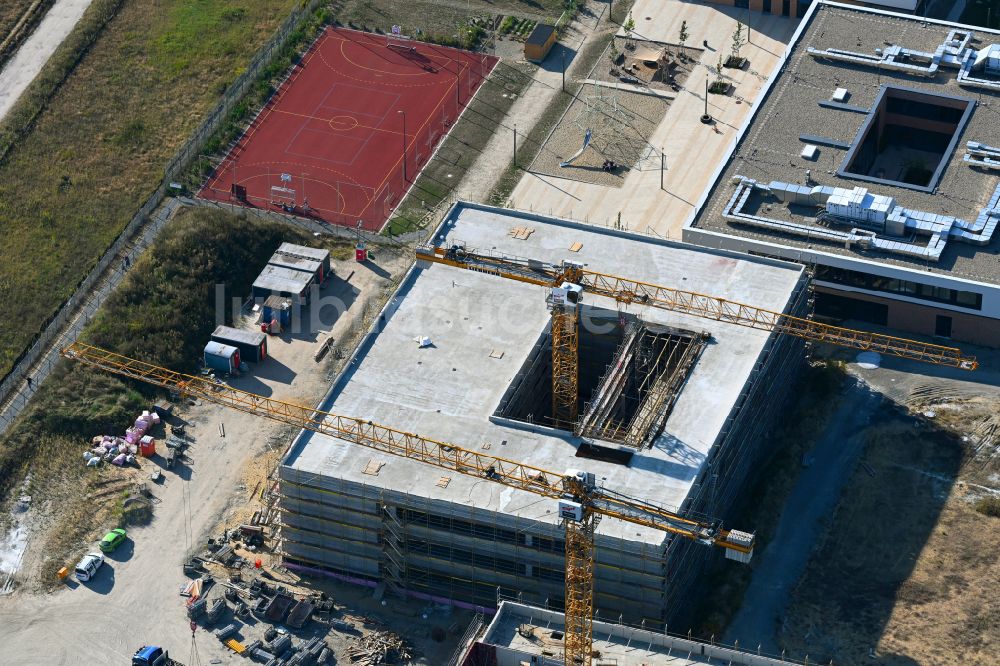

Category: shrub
[974, 496, 1000, 518]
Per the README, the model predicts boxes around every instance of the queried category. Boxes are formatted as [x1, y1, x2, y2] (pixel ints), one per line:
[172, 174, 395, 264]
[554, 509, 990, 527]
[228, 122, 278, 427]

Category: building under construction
[279, 202, 809, 626]
[458, 600, 802, 666]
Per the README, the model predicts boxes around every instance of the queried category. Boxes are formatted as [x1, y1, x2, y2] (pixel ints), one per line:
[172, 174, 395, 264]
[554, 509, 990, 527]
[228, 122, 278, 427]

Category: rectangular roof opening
[838, 85, 974, 192]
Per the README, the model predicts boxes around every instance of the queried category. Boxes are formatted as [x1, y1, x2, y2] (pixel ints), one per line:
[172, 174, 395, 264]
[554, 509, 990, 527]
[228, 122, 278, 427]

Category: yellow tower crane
[61, 341, 755, 666]
[415, 243, 977, 429]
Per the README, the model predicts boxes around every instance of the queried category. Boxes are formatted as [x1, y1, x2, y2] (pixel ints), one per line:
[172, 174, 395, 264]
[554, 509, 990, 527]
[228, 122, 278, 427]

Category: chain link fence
[0, 198, 181, 433]
[164, 0, 324, 184]
[0, 0, 327, 434]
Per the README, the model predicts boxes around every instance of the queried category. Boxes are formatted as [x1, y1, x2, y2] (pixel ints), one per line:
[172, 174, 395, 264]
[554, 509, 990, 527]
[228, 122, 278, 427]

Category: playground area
[529, 82, 670, 187]
[199, 27, 497, 231]
[595, 38, 699, 93]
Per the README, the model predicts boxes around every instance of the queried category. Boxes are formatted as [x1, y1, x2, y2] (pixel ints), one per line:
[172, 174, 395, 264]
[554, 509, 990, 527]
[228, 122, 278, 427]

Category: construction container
[276, 242, 331, 282]
[524, 24, 557, 63]
[269, 250, 326, 284]
[252, 265, 314, 304]
[204, 341, 241, 374]
[263, 295, 292, 329]
[139, 435, 156, 457]
[211, 325, 267, 363]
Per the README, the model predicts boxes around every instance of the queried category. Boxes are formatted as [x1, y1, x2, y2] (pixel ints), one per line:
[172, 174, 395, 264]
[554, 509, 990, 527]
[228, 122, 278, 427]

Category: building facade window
[814, 265, 983, 310]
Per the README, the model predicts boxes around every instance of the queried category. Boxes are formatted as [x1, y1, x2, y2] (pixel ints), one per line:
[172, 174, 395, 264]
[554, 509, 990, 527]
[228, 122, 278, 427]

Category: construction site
[0, 1, 998, 665]
[277, 201, 805, 623]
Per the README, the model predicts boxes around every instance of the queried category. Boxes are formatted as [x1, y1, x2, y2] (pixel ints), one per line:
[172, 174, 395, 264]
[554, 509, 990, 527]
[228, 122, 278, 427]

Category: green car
[99, 528, 128, 553]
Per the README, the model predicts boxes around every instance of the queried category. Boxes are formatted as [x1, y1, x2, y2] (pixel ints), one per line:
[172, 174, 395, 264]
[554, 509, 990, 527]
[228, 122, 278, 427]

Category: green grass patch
[0, 0, 37, 40]
[0, 0, 299, 380]
[341, 0, 565, 40]
[0, 1, 54, 70]
[86, 208, 314, 373]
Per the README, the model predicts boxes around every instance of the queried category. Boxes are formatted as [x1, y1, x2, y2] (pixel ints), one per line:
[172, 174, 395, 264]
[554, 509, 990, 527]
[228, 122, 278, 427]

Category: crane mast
[61, 341, 753, 666]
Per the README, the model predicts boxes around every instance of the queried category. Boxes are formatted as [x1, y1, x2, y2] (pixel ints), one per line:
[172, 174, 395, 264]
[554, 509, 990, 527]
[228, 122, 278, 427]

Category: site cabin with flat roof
[279, 202, 809, 625]
[686, 1, 1000, 347]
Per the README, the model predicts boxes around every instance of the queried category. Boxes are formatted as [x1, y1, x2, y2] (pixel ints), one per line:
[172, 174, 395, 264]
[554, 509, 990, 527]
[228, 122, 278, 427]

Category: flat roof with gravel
[283, 202, 803, 543]
[690, 3, 1000, 285]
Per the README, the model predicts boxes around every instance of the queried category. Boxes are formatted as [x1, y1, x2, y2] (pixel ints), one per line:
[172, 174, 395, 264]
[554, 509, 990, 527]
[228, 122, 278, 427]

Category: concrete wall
[477, 602, 803, 666]
[704, 0, 917, 17]
[658, 276, 809, 624]
[279, 466, 675, 621]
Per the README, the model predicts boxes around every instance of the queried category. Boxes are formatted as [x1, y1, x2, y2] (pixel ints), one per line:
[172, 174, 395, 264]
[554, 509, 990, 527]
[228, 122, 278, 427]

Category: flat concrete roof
[690, 3, 1000, 285]
[478, 601, 800, 665]
[278, 242, 329, 263]
[269, 252, 323, 275]
[284, 202, 803, 544]
[253, 264, 313, 296]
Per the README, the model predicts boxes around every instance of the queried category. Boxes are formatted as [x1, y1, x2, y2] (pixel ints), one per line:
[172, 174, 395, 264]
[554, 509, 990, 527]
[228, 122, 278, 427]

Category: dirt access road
[0, 249, 410, 665]
[729, 345, 1000, 664]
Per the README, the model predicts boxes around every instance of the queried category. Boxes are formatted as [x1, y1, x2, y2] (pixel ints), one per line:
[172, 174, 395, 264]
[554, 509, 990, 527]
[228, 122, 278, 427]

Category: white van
[74, 552, 104, 582]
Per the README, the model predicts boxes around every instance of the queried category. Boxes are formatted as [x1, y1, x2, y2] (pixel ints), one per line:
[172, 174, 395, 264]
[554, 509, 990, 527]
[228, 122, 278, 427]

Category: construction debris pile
[177, 523, 347, 665]
[349, 629, 412, 665]
[82, 408, 162, 467]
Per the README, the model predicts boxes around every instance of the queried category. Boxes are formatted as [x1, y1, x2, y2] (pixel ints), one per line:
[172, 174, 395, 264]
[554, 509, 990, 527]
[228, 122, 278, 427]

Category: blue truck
[132, 646, 182, 666]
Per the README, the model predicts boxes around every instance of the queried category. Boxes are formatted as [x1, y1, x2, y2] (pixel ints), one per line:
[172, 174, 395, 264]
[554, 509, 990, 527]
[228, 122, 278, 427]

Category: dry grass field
[0, 0, 298, 378]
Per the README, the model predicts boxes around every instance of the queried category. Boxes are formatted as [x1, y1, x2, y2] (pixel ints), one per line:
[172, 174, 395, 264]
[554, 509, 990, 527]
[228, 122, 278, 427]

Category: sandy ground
[0, 0, 95, 123]
[725, 378, 884, 655]
[530, 82, 670, 186]
[0, 248, 419, 665]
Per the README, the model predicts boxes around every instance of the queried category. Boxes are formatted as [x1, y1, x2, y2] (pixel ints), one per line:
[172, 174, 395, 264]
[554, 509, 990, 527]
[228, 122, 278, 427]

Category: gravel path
[0, 0, 95, 123]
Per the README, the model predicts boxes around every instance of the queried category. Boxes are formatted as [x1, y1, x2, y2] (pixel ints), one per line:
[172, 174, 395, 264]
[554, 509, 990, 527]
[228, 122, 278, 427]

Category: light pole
[660, 148, 665, 190]
[561, 47, 566, 92]
[398, 110, 407, 182]
[701, 77, 712, 124]
[513, 123, 517, 168]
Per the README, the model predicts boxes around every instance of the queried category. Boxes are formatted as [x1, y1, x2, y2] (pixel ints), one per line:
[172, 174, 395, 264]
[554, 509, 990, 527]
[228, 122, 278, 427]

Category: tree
[709, 55, 729, 94]
[624, 11, 635, 46]
[608, 41, 619, 69]
[679, 20, 689, 48]
[731, 22, 745, 61]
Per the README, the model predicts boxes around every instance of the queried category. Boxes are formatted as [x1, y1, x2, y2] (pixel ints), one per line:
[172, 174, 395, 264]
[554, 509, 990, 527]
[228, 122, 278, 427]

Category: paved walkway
[0, 0, 95, 122]
[509, 0, 798, 238]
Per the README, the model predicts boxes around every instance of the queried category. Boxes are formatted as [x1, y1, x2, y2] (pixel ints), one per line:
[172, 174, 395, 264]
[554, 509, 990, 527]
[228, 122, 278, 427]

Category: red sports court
[199, 27, 498, 231]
